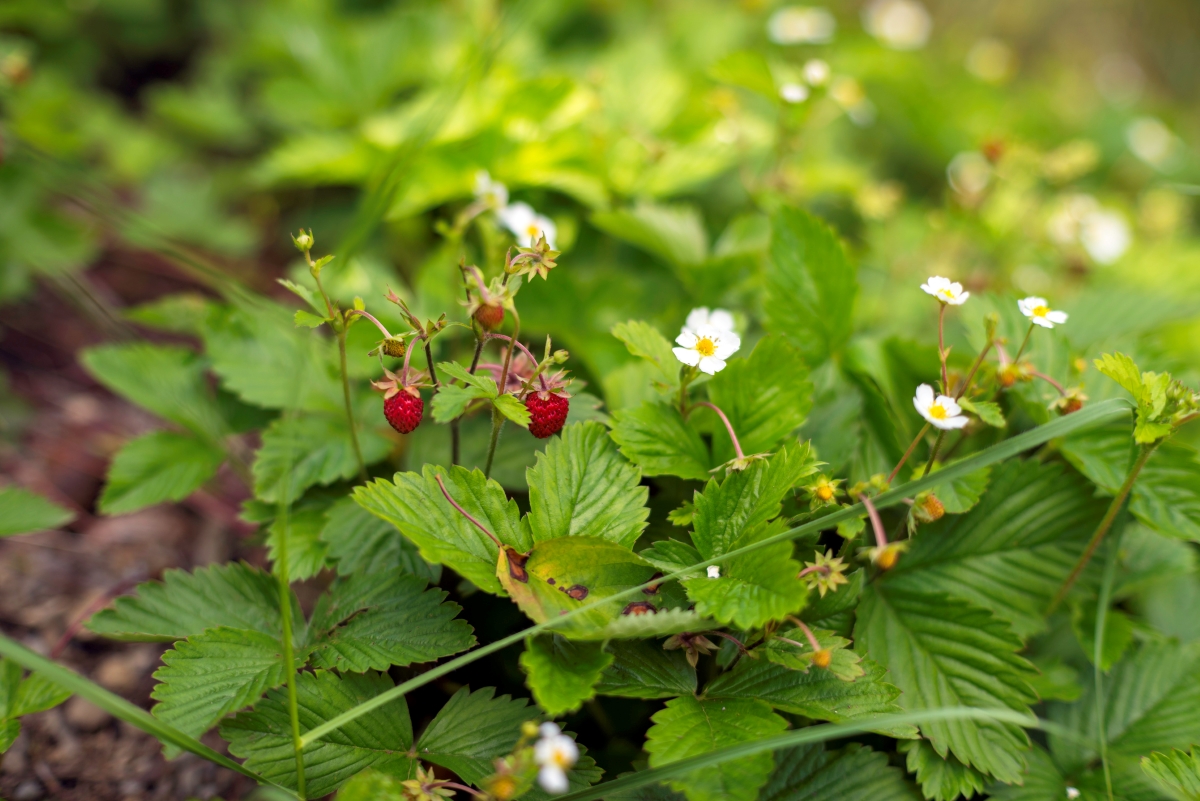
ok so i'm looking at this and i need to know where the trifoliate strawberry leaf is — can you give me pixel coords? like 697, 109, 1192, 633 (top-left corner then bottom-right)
80, 343, 227, 439
898, 739, 987, 801
437, 361, 497, 393
277, 278, 325, 316
253, 412, 391, 504
221, 670, 416, 797
293, 309, 329, 328
1142, 747, 1200, 800
87, 562, 300, 642
764, 206, 857, 365
98, 431, 226, 515
308, 573, 474, 672
413, 686, 536, 784
431, 383, 493, 422
320, 496, 440, 582
958, 397, 1005, 428
493, 393, 532, 427
645, 696, 787, 801
354, 465, 530, 595
705, 656, 915, 738
0, 661, 70, 753
596, 640, 697, 699
683, 520, 807, 629
151, 627, 293, 741
689, 444, 818, 559
705, 336, 814, 465
520, 634, 613, 715
612, 320, 682, 395
1061, 423, 1200, 542
610, 401, 711, 480
1094, 352, 1145, 397
639, 538, 705, 578
854, 584, 1037, 784
881, 460, 1100, 637
526, 422, 649, 548
0, 487, 74, 537
497, 536, 659, 637
760, 743, 920, 801
266, 506, 331, 581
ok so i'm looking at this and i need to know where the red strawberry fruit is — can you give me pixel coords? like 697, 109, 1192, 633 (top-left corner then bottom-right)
383, 389, 424, 434
525, 391, 569, 438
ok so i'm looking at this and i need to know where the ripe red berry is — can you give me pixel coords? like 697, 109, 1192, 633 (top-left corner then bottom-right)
384, 391, 423, 434
525, 392, 569, 439
473, 303, 505, 331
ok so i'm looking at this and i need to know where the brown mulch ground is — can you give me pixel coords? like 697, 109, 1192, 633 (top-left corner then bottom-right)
1, 260, 259, 800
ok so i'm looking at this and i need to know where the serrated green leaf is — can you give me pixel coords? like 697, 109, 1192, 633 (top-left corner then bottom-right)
267, 506, 331, 581
253, 412, 391, 504
11, 673, 71, 718
610, 401, 711, 480
431, 383, 492, 422
336, 768, 409, 800
494, 393, 532, 427
705, 336, 814, 465
81, 343, 226, 438
705, 656, 915, 738
924, 463, 991, 515
1142, 748, 1200, 800
414, 686, 536, 784
308, 573, 475, 673
437, 361, 497, 394
520, 635, 613, 715
527, 422, 648, 549
1095, 352, 1144, 398
98, 431, 226, 515
764, 206, 857, 364
294, 309, 330, 328
354, 465, 529, 595
854, 584, 1037, 783
984, 744, 1075, 801
683, 529, 807, 629
277, 278, 325, 316
0, 718, 18, 752
596, 640, 696, 699
639, 539, 704, 578
899, 739, 987, 801
883, 460, 1100, 637
0, 487, 74, 537
612, 320, 682, 395
497, 537, 659, 638
87, 562, 295, 642
645, 696, 786, 801
757, 628, 863, 682
151, 627, 290, 741
221, 670, 416, 797
761, 743, 920, 801
320, 496, 440, 582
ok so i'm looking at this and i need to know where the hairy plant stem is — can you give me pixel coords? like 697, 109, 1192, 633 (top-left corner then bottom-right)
484, 308, 520, 479
1030, 369, 1066, 396
1049, 442, 1157, 614
888, 423, 932, 484
937, 303, 949, 394
435, 474, 502, 547
273, 425, 306, 800
312, 269, 367, 481
787, 617, 823, 652
860, 495, 888, 550
678, 366, 698, 415
691, 401, 745, 460
1013, 322, 1035, 363
346, 309, 392, 339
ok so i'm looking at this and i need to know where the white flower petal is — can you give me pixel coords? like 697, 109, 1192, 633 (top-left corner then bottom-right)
675, 330, 699, 348
1047, 310, 1069, 324
707, 309, 736, 334
673, 347, 701, 367
697, 356, 727, 375
1031, 316, 1055, 329
937, 414, 970, 430
539, 722, 562, 738
538, 765, 569, 793
915, 384, 935, 407
936, 396, 962, 417
707, 565, 721, 578
712, 336, 741, 360
684, 307, 712, 332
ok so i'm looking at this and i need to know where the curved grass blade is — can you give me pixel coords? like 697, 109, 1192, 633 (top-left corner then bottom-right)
0, 633, 291, 794
300, 398, 1134, 747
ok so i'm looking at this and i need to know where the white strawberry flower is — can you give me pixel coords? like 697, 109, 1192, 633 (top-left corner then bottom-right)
683, 307, 737, 337
920, 276, 970, 305
780, 82, 809, 103
803, 59, 831, 86
474, 170, 509, 210
534, 722, 578, 794
707, 565, 721, 579
913, 384, 969, 430
499, 202, 557, 249
673, 324, 740, 375
1017, 296, 1068, 329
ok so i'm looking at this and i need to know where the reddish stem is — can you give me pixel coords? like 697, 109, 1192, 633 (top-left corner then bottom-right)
860, 495, 888, 550
435, 473, 501, 548
483, 333, 539, 366
797, 565, 830, 579
429, 781, 487, 799
52, 575, 145, 658
702, 630, 748, 653
888, 422, 932, 484
346, 309, 392, 339
692, 401, 745, 460
786, 617, 823, 652
1030, 369, 1066, 396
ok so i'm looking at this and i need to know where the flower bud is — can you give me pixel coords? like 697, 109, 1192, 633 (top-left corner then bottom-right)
521, 720, 540, 739
292, 229, 314, 252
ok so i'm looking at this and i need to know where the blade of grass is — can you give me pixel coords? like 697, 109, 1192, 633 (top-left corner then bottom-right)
1093, 509, 1129, 801
299, 398, 1134, 747
0, 634, 292, 794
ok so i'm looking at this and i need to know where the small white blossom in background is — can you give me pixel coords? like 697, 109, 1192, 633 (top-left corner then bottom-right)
947, 151, 992, 197
534, 722, 578, 794
913, 384, 969, 430
803, 59, 831, 86
862, 0, 931, 50
673, 324, 740, 375
474, 170, 508, 210
920, 276, 970, 306
1080, 209, 1131, 264
1018, 297, 1068, 329
767, 6, 836, 44
707, 565, 721, 579
499, 202, 558, 249
1127, 116, 1176, 168
1065, 788, 1080, 800
780, 82, 809, 103
684, 307, 737, 337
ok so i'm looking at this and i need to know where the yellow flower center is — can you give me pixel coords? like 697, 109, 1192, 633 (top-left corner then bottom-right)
550, 748, 573, 768
928, 403, 948, 420
695, 337, 716, 357
526, 223, 541, 237
816, 485, 834, 501
939, 288, 955, 300
1032, 305, 1050, 317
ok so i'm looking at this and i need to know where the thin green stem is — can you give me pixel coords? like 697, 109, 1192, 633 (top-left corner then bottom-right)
1013, 322, 1035, 363
1049, 442, 1156, 614
273, 416, 306, 800
678, 366, 697, 415
888, 423, 932, 484
1094, 522, 1125, 801
484, 308, 520, 479
955, 340, 994, 400
338, 332, 368, 482
921, 430, 947, 478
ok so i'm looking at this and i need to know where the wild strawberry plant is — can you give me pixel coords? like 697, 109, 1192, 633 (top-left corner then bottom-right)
2, 199, 1200, 801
